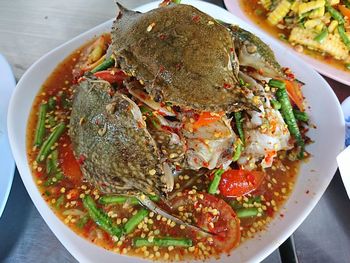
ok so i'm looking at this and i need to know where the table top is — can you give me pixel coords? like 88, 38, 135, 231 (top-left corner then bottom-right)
0, 0, 349, 262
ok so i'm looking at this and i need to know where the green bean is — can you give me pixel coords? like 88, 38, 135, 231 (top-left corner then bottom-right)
55, 195, 65, 208
91, 57, 115, 73
326, 5, 345, 24
133, 237, 192, 248
44, 171, 64, 186
270, 79, 305, 159
293, 109, 309, 122
124, 209, 149, 234
82, 195, 122, 238
46, 149, 59, 174
234, 111, 245, 145
232, 139, 243, 162
338, 25, 350, 50
208, 169, 225, 194
99, 195, 159, 205
36, 123, 66, 162
236, 208, 260, 218
48, 97, 56, 110
34, 103, 48, 147
271, 99, 281, 110
314, 28, 328, 43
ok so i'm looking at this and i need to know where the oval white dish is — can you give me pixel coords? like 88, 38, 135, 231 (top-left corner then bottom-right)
8, 1, 345, 262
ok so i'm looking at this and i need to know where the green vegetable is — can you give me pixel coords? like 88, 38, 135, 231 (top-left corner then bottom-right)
234, 111, 245, 144
82, 195, 122, 238
270, 79, 305, 159
124, 209, 149, 234
236, 208, 260, 218
338, 25, 350, 50
55, 195, 65, 208
208, 169, 225, 194
346, 63, 350, 70
77, 215, 89, 228
48, 97, 56, 110
271, 99, 281, 110
36, 122, 66, 162
326, 4, 345, 24
34, 103, 48, 147
232, 139, 243, 162
44, 171, 64, 186
345, 0, 350, 8
99, 195, 159, 205
133, 237, 192, 248
314, 28, 328, 43
293, 109, 309, 122
91, 57, 115, 73
46, 149, 59, 174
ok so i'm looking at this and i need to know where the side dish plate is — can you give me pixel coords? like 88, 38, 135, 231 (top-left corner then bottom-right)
223, 0, 350, 86
7, 1, 345, 262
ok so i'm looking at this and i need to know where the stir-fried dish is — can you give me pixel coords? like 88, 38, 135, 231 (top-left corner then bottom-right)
241, 0, 350, 71
27, 2, 311, 261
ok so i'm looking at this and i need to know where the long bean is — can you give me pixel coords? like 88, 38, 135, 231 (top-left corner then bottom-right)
326, 4, 345, 24
232, 139, 243, 162
82, 195, 122, 238
234, 111, 245, 144
46, 149, 59, 174
36, 123, 66, 162
293, 109, 309, 122
123, 209, 149, 234
338, 25, 350, 50
236, 208, 260, 218
91, 57, 115, 73
208, 169, 225, 194
48, 97, 56, 110
133, 237, 192, 248
270, 79, 305, 158
99, 195, 159, 205
314, 28, 328, 43
34, 103, 48, 147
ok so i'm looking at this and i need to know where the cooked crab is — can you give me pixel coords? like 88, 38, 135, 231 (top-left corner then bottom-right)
69, 3, 293, 204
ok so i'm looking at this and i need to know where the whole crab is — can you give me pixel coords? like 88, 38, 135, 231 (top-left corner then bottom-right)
70, 3, 286, 202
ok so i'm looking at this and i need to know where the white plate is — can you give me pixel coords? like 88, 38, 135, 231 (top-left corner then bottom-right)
223, 0, 350, 86
0, 54, 16, 217
7, 1, 345, 262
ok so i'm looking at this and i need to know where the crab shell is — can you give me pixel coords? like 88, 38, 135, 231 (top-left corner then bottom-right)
69, 79, 166, 195
111, 3, 255, 113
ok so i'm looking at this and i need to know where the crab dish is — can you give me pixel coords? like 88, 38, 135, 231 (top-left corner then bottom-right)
26, 1, 311, 261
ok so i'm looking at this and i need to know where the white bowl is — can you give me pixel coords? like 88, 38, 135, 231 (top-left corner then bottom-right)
223, 0, 350, 86
7, 1, 345, 262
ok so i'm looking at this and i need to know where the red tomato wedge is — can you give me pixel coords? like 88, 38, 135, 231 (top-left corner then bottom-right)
284, 80, 304, 111
93, 69, 127, 85
219, 169, 266, 197
59, 144, 83, 184
170, 192, 240, 253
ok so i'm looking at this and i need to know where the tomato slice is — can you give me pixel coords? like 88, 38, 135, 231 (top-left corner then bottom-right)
284, 80, 304, 111
170, 192, 240, 253
219, 169, 265, 197
59, 144, 83, 184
